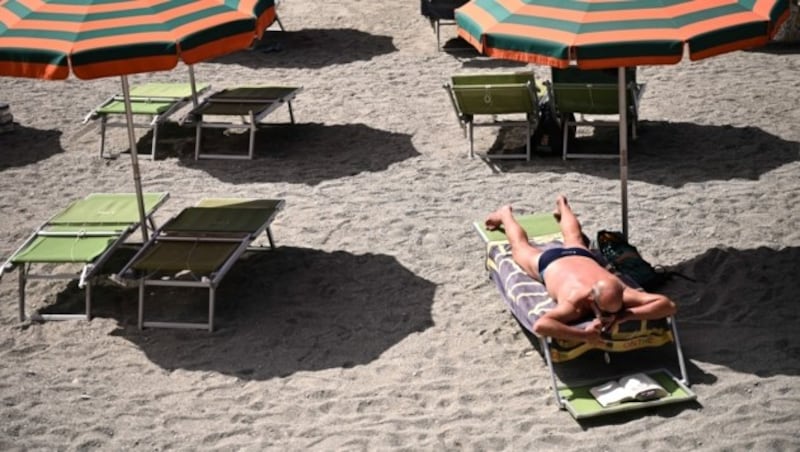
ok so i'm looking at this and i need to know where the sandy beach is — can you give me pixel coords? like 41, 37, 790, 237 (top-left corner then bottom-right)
1, 1, 800, 450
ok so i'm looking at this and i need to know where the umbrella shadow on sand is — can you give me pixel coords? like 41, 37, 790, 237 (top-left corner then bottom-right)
87, 246, 437, 380
487, 121, 799, 187
214, 28, 396, 69
163, 122, 419, 185
0, 124, 64, 169
663, 245, 800, 379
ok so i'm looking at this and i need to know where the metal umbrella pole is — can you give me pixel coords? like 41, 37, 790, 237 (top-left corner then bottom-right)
618, 67, 629, 239
120, 74, 149, 241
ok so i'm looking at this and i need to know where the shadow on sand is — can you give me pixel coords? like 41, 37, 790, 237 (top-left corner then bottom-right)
0, 124, 64, 169
164, 122, 419, 185
486, 121, 800, 188
41, 246, 437, 380
214, 28, 397, 69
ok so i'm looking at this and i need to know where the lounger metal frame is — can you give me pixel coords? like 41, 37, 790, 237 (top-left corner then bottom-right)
547, 67, 645, 160
444, 73, 542, 161
83, 83, 210, 160
116, 199, 284, 331
539, 316, 690, 411
0, 193, 169, 322
189, 87, 302, 160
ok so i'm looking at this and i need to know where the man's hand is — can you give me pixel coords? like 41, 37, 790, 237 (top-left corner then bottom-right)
583, 320, 607, 346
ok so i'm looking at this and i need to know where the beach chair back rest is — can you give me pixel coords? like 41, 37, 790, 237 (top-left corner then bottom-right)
551, 67, 638, 115
450, 72, 539, 116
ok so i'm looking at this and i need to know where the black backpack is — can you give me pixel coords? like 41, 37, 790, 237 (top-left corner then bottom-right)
596, 230, 671, 291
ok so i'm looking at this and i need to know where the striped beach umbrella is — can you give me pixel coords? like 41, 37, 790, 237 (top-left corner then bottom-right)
0, 0, 277, 238
456, 0, 791, 237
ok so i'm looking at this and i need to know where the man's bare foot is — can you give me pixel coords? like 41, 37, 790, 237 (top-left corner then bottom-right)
485, 205, 512, 231
553, 195, 568, 222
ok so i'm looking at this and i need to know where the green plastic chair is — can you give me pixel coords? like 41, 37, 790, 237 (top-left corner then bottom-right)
1, 192, 170, 322
189, 86, 303, 160
548, 67, 645, 160
444, 72, 544, 160
116, 198, 285, 331
84, 82, 210, 160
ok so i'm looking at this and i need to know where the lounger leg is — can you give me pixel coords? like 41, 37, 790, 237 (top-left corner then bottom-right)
266, 227, 276, 249
99, 117, 108, 159
18, 266, 27, 322
248, 110, 256, 160
287, 101, 296, 124
561, 114, 569, 160
541, 337, 566, 409
467, 122, 474, 159
208, 287, 215, 332
435, 20, 441, 51
526, 121, 532, 161
194, 120, 202, 160
274, 14, 285, 31
85, 282, 92, 321
670, 317, 690, 386
138, 279, 145, 330
151, 122, 158, 161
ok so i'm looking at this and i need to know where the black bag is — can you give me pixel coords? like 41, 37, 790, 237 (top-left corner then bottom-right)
596, 230, 668, 290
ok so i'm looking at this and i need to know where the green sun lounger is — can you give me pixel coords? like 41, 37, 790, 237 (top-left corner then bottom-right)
473, 213, 695, 419
1, 192, 170, 322
444, 71, 545, 160
84, 82, 210, 160
548, 67, 645, 160
188, 86, 302, 160
115, 198, 285, 331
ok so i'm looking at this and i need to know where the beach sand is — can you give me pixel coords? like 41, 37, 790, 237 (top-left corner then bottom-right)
1, 1, 799, 450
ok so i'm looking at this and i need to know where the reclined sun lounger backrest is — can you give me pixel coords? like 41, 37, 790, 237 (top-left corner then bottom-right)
189, 86, 302, 160
473, 213, 694, 419
117, 198, 285, 331
84, 82, 210, 160
1, 192, 170, 322
445, 72, 544, 160
549, 66, 644, 160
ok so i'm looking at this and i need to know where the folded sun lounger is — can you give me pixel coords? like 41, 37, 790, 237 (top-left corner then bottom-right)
473, 213, 695, 419
1, 192, 170, 322
115, 198, 285, 331
188, 86, 302, 160
84, 82, 210, 160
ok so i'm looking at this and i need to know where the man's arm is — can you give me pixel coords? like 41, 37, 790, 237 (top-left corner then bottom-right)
532, 302, 604, 345
619, 288, 677, 322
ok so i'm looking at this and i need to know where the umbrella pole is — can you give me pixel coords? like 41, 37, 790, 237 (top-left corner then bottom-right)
188, 65, 199, 107
618, 67, 629, 239
120, 75, 150, 241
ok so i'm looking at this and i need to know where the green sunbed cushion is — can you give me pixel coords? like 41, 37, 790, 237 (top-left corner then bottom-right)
559, 369, 697, 419
131, 241, 240, 274
164, 207, 276, 234
196, 198, 283, 210
97, 100, 174, 115
96, 83, 210, 115
474, 213, 562, 244
52, 193, 167, 225
128, 82, 210, 98
11, 234, 122, 263
211, 86, 300, 100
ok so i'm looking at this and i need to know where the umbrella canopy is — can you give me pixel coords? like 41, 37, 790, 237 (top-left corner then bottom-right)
0, 0, 277, 238
455, 0, 791, 236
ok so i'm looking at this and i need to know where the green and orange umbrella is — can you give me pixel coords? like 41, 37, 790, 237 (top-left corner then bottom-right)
0, 0, 277, 237
456, 0, 790, 237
